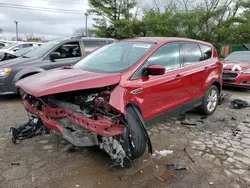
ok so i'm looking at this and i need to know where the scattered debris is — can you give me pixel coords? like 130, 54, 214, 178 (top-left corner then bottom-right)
231, 117, 236, 121
184, 147, 195, 163
11, 162, 20, 166
10, 118, 44, 143
209, 182, 214, 185
167, 164, 186, 170
178, 114, 186, 121
231, 99, 250, 109
242, 121, 249, 124
218, 93, 231, 105
157, 173, 168, 182
231, 128, 241, 137
76, 185, 80, 187
200, 116, 207, 120
152, 150, 173, 158
181, 120, 197, 126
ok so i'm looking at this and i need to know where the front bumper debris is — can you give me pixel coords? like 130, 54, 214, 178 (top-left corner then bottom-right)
22, 100, 125, 137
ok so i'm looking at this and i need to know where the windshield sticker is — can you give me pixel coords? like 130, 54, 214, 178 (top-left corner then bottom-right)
132, 44, 151, 48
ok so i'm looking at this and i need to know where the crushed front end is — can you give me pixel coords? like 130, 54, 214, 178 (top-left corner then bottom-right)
20, 86, 133, 167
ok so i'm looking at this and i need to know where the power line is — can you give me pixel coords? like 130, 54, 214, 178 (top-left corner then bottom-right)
0, 3, 87, 14
41, 0, 88, 5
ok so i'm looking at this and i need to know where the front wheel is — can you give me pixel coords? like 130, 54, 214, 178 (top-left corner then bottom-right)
199, 85, 219, 115
126, 106, 147, 160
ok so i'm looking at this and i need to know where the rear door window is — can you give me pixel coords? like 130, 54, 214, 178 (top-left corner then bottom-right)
183, 43, 202, 66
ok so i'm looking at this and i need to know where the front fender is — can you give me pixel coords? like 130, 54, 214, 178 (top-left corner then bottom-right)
109, 85, 143, 116
13, 67, 45, 83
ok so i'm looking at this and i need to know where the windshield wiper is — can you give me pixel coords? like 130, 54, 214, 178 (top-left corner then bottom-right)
21, 55, 29, 58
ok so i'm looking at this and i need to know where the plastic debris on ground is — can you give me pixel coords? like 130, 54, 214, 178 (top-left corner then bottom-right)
10, 118, 44, 143
166, 164, 186, 170
152, 150, 173, 158
231, 99, 250, 109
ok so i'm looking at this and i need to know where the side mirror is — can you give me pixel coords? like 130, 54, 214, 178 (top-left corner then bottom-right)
146, 64, 165, 76
13, 47, 19, 52
50, 52, 61, 61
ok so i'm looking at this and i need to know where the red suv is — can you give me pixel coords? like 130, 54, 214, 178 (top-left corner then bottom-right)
16, 37, 222, 167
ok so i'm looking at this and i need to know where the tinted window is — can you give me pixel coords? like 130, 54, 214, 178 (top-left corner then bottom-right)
147, 43, 181, 71
183, 43, 202, 66
22, 43, 33, 48
53, 42, 81, 59
200, 44, 212, 60
83, 41, 106, 47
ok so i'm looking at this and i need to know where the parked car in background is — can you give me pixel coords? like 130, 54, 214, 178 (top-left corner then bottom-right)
0, 41, 17, 49
0, 42, 43, 54
0, 37, 115, 94
0, 47, 36, 62
16, 37, 222, 167
222, 51, 250, 88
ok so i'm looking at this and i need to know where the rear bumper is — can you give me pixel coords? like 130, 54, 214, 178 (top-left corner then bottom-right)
22, 100, 125, 137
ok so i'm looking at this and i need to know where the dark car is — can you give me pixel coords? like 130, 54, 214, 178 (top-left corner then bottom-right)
16, 37, 222, 167
222, 51, 250, 88
0, 37, 114, 94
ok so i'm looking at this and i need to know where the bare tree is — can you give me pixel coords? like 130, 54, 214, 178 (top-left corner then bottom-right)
73, 28, 87, 37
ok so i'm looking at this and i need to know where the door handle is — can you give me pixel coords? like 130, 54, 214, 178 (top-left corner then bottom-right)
175, 74, 182, 80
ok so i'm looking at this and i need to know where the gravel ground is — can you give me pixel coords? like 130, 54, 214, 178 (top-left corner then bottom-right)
0, 88, 250, 188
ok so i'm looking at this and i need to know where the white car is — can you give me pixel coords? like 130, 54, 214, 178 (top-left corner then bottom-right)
0, 42, 43, 54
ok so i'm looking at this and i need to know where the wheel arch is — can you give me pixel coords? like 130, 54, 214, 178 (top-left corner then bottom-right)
211, 80, 221, 95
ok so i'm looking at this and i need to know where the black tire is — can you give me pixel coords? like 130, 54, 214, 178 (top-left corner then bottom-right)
199, 85, 219, 115
126, 106, 146, 160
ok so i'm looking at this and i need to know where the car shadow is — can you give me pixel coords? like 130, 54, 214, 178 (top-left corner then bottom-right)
0, 94, 20, 102
222, 86, 250, 92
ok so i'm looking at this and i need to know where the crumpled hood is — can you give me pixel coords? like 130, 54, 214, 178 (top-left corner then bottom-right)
222, 60, 250, 71
16, 67, 122, 97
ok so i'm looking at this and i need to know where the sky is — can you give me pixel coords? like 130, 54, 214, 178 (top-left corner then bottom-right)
0, 0, 93, 40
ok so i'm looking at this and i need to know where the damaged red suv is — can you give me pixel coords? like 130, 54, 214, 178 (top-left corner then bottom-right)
16, 37, 222, 167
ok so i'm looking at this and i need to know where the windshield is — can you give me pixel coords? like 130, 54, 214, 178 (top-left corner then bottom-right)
1, 43, 17, 50
225, 52, 250, 63
25, 41, 60, 58
74, 42, 155, 73
13, 47, 34, 56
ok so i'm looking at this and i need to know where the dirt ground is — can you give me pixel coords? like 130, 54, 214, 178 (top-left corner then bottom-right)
0, 88, 250, 188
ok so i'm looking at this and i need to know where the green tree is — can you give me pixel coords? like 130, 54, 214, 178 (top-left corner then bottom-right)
88, 0, 137, 39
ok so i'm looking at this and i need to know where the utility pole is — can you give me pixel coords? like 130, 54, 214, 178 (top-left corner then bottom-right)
126, 0, 129, 20
14, 20, 18, 42
85, 13, 88, 37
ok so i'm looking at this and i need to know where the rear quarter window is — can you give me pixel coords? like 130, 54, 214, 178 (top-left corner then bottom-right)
200, 44, 212, 60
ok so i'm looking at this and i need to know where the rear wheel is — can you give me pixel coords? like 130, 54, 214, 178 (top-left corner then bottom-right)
126, 106, 146, 160
199, 85, 219, 115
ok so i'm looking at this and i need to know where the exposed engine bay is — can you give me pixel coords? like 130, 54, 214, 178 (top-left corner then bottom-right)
21, 85, 139, 167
